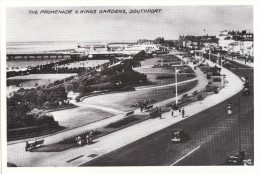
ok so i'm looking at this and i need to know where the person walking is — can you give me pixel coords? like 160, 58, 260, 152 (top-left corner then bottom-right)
89, 131, 93, 144
182, 108, 185, 118
77, 136, 82, 146
155, 107, 161, 119
86, 135, 90, 145
159, 107, 162, 119
140, 104, 144, 112
179, 107, 182, 117
170, 106, 174, 117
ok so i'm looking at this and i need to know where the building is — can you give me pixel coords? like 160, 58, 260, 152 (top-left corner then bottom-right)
123, 44, 168, 55
178, 35, 218, 53
76, 42, 108, 53
218, 30, 254, 53
228, 40, 254, 56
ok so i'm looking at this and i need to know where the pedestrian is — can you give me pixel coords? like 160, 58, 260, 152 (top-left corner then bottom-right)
89, 132, 93, 144
77, 136, 82, 146
170, 105, 174, 117
89, 131, 93, 137
179, 107, 182, 116
86, 135, 90, 145
158, 107, 162, 119
140, 104, 144, 112
182, 108, 185, 118
25, 141, 29, 151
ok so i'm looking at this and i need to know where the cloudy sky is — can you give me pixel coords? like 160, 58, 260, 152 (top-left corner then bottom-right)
6, 6, 253, 42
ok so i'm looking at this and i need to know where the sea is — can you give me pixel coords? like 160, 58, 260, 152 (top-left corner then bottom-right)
6, 41, 78, 69
6, 41, 78, 54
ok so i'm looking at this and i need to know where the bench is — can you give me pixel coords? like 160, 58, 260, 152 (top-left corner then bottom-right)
25, 139, 44, 151
125, 111, 134, 117
149, 108, 161, 118
144, 105, 153, 111
193, 90, 198, 95
182, 94, 188, 98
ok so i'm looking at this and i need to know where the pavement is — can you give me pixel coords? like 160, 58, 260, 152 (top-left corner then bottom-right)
226, 57, 254, 68
212, 54, 254, 68
7, 55, 244, 167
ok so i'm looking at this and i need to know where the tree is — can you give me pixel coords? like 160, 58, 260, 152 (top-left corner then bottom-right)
154, 37, 165, 44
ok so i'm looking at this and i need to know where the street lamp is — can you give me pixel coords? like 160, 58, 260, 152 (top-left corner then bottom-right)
222, 74, 225, 87
208, 46, 211, 65
175, 68, 180, 105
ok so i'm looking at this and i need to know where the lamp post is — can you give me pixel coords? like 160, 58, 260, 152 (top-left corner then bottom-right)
209, 47, 211, 64
222, 74, 224, 87
175, 68, 179, 105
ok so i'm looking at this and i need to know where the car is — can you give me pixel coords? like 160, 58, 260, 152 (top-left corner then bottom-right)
242, 87, 250, 96
225, 151, 248, 165
171, 129, 189, 142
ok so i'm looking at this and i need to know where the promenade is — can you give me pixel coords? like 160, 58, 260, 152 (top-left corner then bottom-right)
7, 55, 244, 167
225, 57, 254, 68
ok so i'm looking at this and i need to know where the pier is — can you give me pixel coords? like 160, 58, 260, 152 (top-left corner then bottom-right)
6, 52, 125, 60
6, 52, 80, 60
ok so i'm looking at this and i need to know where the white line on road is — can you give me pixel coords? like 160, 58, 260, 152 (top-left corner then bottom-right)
170, 145, 201, 166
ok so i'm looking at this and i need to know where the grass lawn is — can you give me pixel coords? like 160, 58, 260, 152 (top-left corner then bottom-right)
56, 60, 109, 68
8, 73, 76, 80
82, 80, 198, 112
51, 107, 115, 128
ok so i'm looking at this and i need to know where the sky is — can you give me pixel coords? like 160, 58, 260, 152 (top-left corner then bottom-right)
6, 6, 253, 42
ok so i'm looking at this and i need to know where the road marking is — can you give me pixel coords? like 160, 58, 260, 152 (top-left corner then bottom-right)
170, 145, 201, 166
66, 155, 84, 163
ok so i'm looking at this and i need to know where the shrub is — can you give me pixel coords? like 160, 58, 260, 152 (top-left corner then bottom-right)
105, 117, 139, 128
198, 94, 203, 100
213, 77, 221, 82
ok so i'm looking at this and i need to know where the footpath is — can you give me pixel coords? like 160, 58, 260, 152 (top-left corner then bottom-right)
225, 57, 254, 68
7, 55, 244, 167
209, 53, 254, 68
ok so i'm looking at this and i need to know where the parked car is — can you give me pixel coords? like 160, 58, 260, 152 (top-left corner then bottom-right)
242, 87, 250, 96
224, 151, 252, 165
171, 129, 189, 142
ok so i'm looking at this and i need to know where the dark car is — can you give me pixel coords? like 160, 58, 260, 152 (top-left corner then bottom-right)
224, 151, 251, 165
171, 129, 189, 142
242, 87, 250, 96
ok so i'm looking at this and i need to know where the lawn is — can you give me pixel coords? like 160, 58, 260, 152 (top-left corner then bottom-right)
82, 80, 198, 112
7, 74, 77, 88
8, 73, 76, 80
56, 60, 109, 68
51, 106, 115, 128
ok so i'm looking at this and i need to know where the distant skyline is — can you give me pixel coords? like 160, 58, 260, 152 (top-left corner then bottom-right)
7, 6, 253, 42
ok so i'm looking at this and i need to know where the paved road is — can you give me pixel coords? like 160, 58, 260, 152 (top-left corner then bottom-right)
83, 59, 253, 166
